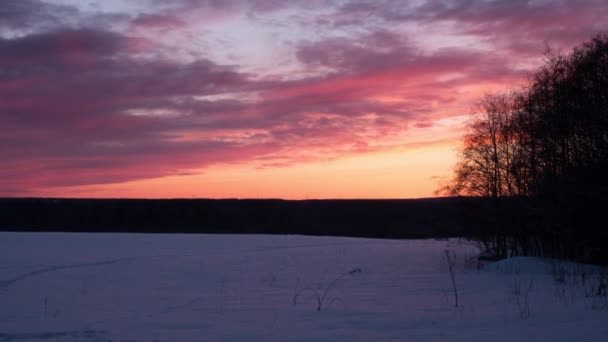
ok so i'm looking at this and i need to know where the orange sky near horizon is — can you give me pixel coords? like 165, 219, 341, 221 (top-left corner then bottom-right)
35, 139, 460, 199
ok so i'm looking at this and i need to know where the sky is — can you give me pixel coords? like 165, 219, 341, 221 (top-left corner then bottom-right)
1, 0, 607, 199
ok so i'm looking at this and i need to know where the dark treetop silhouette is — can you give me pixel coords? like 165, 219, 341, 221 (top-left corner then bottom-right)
440, 33, 608, 263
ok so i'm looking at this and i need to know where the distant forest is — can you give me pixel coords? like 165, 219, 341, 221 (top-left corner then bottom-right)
0, 197, 476, 238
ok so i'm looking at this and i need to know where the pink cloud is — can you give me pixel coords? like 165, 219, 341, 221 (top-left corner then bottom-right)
0, 26, 531, 194
1, 1, 607, 196
130, 14, 185, 30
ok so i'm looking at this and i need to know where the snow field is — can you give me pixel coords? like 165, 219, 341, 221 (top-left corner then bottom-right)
1, 233, 607, 341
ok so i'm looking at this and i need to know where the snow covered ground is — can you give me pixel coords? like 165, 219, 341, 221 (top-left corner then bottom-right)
0, 232, 606, 341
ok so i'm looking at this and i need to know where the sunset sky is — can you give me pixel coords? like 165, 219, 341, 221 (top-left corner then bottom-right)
2, 0, 607, 199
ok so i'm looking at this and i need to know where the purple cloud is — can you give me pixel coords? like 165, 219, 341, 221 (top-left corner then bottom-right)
1, 0, 607, 195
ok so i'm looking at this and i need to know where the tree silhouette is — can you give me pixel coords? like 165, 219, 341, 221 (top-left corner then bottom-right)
446, 33, 608, 199
443, 33, 608, 262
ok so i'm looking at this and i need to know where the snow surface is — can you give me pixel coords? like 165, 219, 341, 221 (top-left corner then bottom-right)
0, 232, 606, 341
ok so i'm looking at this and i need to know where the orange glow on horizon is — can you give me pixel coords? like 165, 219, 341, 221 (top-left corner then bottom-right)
35, 139, 460, 199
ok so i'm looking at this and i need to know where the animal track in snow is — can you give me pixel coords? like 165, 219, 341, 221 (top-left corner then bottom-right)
0, 258, 134, 288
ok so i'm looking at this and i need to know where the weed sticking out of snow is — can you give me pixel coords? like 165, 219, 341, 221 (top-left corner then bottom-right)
292, 267, 362, 311
509, 276, 534, 319
444, 250, 459, 307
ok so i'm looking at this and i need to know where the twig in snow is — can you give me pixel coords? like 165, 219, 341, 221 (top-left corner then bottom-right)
445, 250, 458, 307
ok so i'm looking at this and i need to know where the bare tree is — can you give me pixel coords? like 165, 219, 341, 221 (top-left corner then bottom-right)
440, 32, 608, 262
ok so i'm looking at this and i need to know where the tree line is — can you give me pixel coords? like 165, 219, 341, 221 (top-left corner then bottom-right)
443, 33, 608, 263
